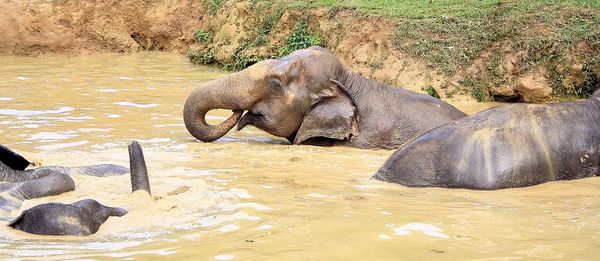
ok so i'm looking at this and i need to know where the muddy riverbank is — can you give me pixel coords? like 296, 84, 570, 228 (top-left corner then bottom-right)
1, 0, 598, 103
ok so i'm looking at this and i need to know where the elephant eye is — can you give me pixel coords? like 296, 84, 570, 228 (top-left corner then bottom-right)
268, 78, 282, 89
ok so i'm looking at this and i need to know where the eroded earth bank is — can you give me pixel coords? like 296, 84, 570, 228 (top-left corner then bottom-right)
1, 0, 598, 102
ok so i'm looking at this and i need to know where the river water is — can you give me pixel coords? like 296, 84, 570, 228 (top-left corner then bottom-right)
0, 53, 598, 260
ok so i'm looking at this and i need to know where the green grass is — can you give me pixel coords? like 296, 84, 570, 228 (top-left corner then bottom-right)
193, 29, 211, 44
252, 6, 285, 47
222, 42, 263, 71
299, 0, 600, 18
278, 22, 322, 56
458, 77, 491, 102
195, 0, 599, 98
422, 86, 440, 99
205, 0, 224, 15
187, 48, 216, 65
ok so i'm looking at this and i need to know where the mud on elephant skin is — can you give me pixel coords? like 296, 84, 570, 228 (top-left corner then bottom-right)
374, 90, 600, 189
184, 46, 466, 149
2, 141, 151, 236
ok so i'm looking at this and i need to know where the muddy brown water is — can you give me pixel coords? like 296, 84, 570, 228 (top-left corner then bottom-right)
0, 53, 599, 260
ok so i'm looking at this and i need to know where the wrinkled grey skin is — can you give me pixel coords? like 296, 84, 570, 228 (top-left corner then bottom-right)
2, 141, 151, 236
374, 90, 600, 189
184, 46, 466, 149
9, 199, 127, 236
1, 145, 128, 217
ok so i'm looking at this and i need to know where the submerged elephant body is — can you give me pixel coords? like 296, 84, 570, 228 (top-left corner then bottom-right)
184, 47, 466, 149
374, 92, 600, 189
1, 145, 129, 214
2, 141, 151, 236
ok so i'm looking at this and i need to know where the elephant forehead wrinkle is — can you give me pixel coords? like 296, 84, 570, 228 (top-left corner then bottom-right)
246, 63, 270, 80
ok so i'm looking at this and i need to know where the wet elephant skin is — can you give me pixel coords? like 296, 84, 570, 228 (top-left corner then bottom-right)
374, 91, 600, 189
183, 46, 466, 149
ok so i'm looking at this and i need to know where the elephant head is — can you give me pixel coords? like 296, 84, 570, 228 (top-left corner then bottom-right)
184, 46, 357, 144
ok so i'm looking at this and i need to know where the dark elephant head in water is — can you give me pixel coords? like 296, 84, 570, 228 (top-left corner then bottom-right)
9, 199, 128, 236
2, 141, 151, 236
184, 46, 466, 149
374, 90, 600, 190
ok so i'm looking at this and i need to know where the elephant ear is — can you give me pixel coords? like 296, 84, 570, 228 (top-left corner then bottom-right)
294, 80, 358, 145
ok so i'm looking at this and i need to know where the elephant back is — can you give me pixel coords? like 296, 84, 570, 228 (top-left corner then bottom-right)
592, 89, 600, 99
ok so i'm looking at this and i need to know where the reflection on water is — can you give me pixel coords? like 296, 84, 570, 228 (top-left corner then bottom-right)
1, 53, 599, 259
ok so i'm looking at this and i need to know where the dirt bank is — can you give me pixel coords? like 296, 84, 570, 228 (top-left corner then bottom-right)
0, 0, 204, 55
1, 0, 598, 102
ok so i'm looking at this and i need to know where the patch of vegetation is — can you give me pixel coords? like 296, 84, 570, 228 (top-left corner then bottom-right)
369, 50, 388, 71
205, 0, 224, 15
252, 7, 285, 47
392, 3, 519, 76
551, 62, 600, 98
192, 0, 598, 102
303, 0, 600, 18
278, 22, 322, 56
422, 86, 440, 99
193, 29, 211, 44
579, 63, 600, 97
459, 77, 490, 102
222, 42, 263, 71
486, 53, 502, 76
187, 48, 216, 65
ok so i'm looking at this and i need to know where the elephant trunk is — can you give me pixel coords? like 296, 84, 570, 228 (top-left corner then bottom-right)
183, 71, 261, 142
128, 141, 151, 195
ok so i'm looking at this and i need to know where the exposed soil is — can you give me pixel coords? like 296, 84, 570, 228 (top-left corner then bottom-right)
1, 0, 598, 102
0, 0, 204, 55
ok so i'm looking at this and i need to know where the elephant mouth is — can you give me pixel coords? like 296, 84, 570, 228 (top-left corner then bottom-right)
236, 111, 263, 131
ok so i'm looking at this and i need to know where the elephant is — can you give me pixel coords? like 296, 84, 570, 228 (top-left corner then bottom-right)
184, 46, 466, 149
3, 141, 151, 236
0, 144, 129, 182
8, 199, 128, 236
1, 144, 128, 216
373, 89, 600, 190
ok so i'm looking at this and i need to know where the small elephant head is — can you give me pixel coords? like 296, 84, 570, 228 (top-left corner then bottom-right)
9, 199, 127, 236
184, 46, 357, 144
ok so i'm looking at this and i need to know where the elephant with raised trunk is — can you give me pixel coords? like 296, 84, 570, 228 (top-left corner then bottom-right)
1, 144, 129, 212
2, 141, 152, 236
374, 89, 600, 190
184, 47, 466, 149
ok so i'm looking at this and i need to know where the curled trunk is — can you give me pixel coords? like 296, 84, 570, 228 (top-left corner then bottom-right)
183, 71, 260, 142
